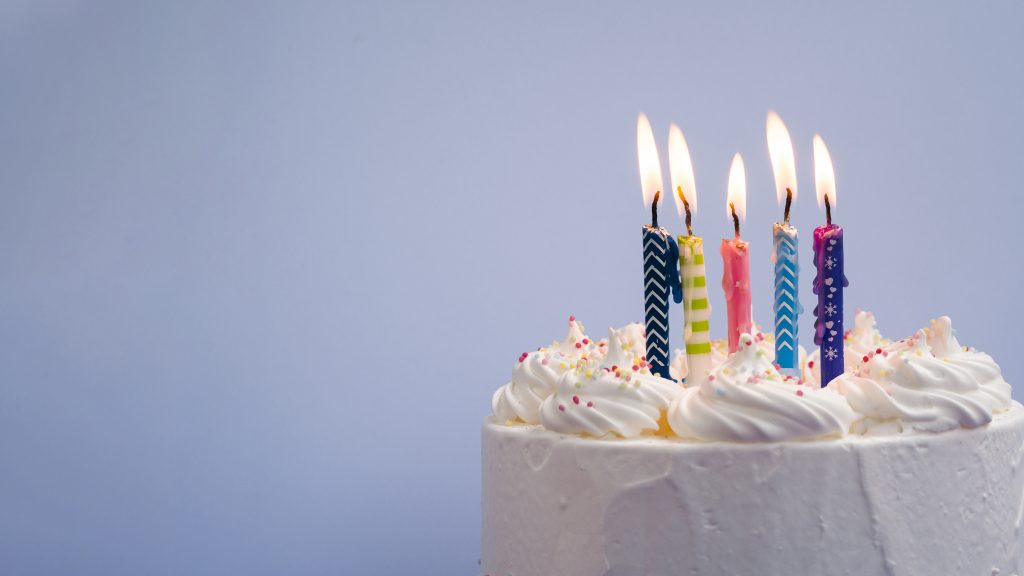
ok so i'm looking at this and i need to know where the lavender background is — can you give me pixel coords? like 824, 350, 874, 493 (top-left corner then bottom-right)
1, 1, 1021, 574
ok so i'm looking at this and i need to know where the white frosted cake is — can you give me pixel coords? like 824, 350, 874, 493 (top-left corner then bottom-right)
482, 314, 1023, 575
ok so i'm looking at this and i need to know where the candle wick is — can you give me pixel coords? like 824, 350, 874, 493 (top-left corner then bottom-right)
651, 190, 660, 229
824, 194, 832, 226
730, 202, 740, 238
678, 186, 693, 236
783, 188, 792, 224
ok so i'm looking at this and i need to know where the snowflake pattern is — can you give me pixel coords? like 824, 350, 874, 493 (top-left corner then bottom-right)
825, 302, 837, 317
824, 347, 838, 361
825, 256, 836, 270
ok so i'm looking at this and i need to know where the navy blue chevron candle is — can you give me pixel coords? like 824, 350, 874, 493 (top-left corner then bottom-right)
637, 114, 682, 379
642, 196, 682, 379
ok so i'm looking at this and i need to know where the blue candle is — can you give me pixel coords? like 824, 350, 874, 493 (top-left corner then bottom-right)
773, 218, 801, 369
643, 206, 682, 379
811, 135, 848, 387
637, 114, 682, 379
767, 112, 802, 370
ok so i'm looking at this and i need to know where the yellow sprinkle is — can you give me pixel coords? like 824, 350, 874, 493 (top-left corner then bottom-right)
584, 370, 592, 378
560, 363, 567, 369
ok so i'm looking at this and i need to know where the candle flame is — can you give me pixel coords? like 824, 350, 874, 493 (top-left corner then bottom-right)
668, 123, 697, 216
766, 111, 797, 205
636, 113, 663, 209
813, 134, 836, 210
727, 153, 747, 222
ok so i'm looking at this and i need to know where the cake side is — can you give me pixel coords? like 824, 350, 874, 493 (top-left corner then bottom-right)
481, 407, 1024, 576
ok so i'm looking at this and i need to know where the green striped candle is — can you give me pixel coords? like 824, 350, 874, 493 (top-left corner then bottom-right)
678, 234, 712, 384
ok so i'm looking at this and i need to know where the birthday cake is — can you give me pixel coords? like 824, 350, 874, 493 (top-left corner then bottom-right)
482, 114, 1023, 575
482, 315, 1023, 576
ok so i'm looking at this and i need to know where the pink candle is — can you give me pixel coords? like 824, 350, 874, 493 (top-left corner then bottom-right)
721, 238, 751, 352
721, 154, 751, 352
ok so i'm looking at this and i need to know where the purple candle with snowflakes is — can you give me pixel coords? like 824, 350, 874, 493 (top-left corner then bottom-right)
811, 135, 848, 387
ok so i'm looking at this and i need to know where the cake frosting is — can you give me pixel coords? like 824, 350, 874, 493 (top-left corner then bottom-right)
801, 309, 886, 387
667, 332, 855, 442
669, 324, 776, 382
833, 315, 1012, 434
491, 316, 605, 424
539, 326, 682, 438
492, 312, 1013, 440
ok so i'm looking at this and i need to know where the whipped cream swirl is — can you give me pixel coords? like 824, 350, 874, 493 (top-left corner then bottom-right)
802, 310, 886, 387
668, 333, 855, 442
539, 325, 682, 437
670, 323, 776, 383
833, 316, 1012, 434
491, 316, 605, 424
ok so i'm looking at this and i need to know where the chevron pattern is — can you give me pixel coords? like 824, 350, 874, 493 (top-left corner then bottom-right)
772, 224, 801, 369
643, 226, 679, 379
678, 235, 712, 382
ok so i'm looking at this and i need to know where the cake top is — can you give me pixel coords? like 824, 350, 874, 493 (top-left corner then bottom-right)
490, 312, 1013, 442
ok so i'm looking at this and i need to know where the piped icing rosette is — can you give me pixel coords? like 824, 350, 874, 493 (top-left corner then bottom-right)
670, 324, 776, 383
491, 316, 606, 424
539, 326, 682, 438
832, 316, 1012, 434
802, 310, 887, 387
668, 332, 855, 442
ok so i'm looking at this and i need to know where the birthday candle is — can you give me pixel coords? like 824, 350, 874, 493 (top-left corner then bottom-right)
766, 112, 802, 370
638, 114, 682, 379
811, 135, 849, 386
668, 124, 712, 384
721, 154, 752, 353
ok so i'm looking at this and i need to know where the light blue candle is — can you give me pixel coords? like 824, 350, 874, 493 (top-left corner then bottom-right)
766, 112, 802, 371
772, 216, 801, 369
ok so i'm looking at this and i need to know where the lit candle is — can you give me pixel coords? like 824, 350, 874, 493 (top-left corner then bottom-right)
811, 135, 848, 387
669, 124, 712, 384
637, 114, 682, 379
720, 153, 751, 353
766, 112, 803, 371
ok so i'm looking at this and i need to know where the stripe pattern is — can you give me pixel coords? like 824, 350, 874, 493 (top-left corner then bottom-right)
643, 226, 680, 379
772, 223, 801, 369
678, 235, 712, 382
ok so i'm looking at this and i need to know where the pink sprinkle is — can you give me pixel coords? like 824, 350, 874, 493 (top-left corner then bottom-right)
582, 338, 589, 345
572, 395, 580, 405
796, 390, 804, 397
745, 340, 752, 346
541, 358, 549, 366
862, 355, 869, 363
586, 401, 594, 408
558, 404, 566, 411
883, 351, 889, 357
640, 355, 647, 362
575, 342, 582, 349
707, 375, 715, 381
518, 357, 525, 363
808, 361, 814, 368
876, 348, 883, 354
632, 365, 639, 371
611, 365, 618, 371
569, 315, 576, 322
